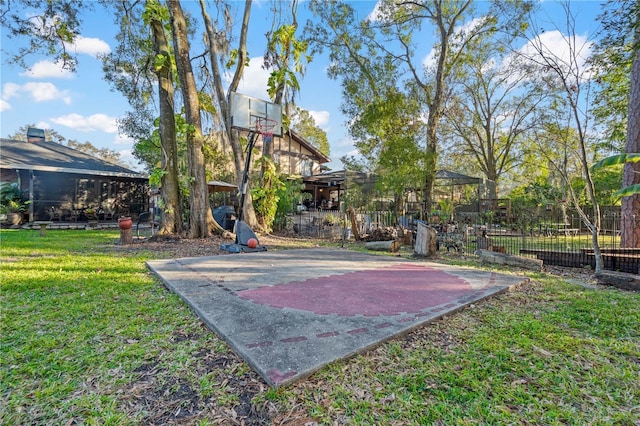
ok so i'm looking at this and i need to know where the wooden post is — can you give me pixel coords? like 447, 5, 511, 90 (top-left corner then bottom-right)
120, 228, 133, 245
348, 206, 361, 241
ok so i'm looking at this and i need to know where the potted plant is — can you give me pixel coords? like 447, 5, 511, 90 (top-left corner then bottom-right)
0, 182, 28, 226
82, 207, 99, 228
85, 207, 97, 220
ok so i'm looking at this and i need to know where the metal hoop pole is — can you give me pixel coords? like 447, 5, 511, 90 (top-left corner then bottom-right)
237, 130, 258, 227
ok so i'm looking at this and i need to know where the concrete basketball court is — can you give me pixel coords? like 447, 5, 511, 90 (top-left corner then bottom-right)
146, 248, 527, 387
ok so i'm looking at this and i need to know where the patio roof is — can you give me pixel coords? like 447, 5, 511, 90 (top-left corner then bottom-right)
434, 169, 482, 186
207, 180, 238, 192
303, 169, 483, 186
0, 139, 147, 180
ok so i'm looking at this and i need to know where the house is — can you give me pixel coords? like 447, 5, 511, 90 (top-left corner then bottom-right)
0, 138, 149, 223
227, 91, 331, 178
211, 129, 332, 208
266, 130, 330, 177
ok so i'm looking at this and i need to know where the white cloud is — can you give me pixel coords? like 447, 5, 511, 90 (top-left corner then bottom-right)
516, 30, 593, 79
2, 82, 71, 104
422, 47, 437, 69
422, 16, 489, 70
51, 113, 118, 133
22, 82, 72, 104
67, 36, 111, 57
0, 99, 10, 112
367, 1, 385, 22
35, 121, 50, 129
20, 60, 74, 79
234, 57, 272, 101
2, 82, 21, 100
309, 110, 330, 129
113, 133, 135, 146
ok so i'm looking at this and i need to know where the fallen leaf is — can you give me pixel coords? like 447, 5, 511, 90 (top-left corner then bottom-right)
532, 345, 552, 358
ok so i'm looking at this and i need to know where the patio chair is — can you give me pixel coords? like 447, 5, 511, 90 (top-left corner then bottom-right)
136, 212, 156, 238
48, 207, 61, 221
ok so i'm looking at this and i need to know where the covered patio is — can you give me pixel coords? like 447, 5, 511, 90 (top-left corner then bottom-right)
1, 138, 149, 224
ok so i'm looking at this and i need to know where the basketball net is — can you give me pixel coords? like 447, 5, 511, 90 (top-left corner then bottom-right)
256, 117, 277, 145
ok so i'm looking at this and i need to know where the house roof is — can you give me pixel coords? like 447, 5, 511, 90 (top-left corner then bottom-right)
434, 169, 482, 185
0, 139, 147, 179
285, 130, 331, 164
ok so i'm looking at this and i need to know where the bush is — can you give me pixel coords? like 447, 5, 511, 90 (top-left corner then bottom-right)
0, 182, 27, 214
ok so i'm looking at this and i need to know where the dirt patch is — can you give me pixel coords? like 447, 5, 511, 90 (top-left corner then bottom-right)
108, 233, 312, 259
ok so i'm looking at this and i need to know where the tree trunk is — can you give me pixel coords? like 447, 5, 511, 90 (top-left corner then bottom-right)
596, 270, 640, 291
414, 222, 437, 257
199, 0, 258, 229
167, 0, 216, 238
364, 240, 401, 252
621, 27, 640, 248
423, 1, 458, 220
475, 249, 543, 271
150, 16, 182, 236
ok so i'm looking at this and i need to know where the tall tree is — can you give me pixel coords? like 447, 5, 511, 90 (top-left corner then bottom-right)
306, 0, 426, 209
445, 33, 544, 200
264, 0, 309, 108
591, 0, 636, 151
256, 0, 311, 229
199, 0, 260, 229
592, 0, 640, 248
403, 0, 473, 216
622, 21, 640, 248
167, 0, 216, 238
306, 0, 531, 217
103, 0, 183, 234
146, 0, 183, 235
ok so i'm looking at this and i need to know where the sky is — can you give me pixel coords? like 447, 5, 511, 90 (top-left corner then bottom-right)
0, 1, 605, 172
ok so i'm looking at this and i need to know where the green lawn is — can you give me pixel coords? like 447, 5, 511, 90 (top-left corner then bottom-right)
1, 229, 639, 425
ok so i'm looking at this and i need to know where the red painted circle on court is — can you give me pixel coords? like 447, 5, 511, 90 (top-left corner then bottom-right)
238, 263, 472, 316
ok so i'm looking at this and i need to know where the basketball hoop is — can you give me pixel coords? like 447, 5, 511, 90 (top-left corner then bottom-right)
255, 117, 278, 143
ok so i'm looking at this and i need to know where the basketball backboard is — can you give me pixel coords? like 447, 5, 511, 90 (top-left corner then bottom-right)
229, 91, 283, 137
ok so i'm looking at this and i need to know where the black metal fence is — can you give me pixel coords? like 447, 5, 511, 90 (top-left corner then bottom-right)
285, 208, 639, 273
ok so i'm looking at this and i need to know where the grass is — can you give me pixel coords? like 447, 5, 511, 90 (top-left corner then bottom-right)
467, 233, 615, 253
1, 230, 234, 424
1, 229, 639, 425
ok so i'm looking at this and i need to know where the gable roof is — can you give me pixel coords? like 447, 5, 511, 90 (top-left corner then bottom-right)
285, 130, 331, 164
0, 139, 146, 179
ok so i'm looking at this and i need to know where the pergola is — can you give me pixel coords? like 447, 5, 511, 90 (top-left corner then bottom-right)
302, 169, 489, 211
